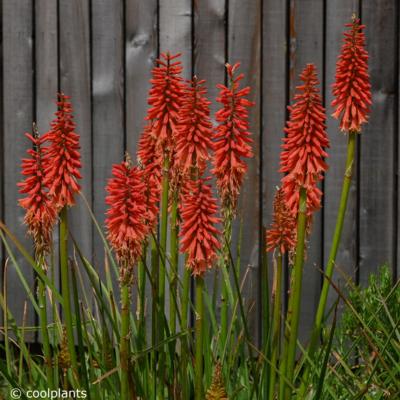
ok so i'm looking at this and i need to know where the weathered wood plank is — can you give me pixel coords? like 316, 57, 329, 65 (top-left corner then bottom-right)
289, 0, 325, 342
159, 0, 192, 79
92, 0, 124, 275
228, 0, 262, 341
2, 0, 35, 339
125, 0, 158, 155
359, 0, 397, 285
159, 0, 192, 324
59, 0, 92, 273
262, 0, 288, 332
193, 0, 225, 115
324, 0, 359, 312
193, 0, 226, 316
35, 0, 59, 334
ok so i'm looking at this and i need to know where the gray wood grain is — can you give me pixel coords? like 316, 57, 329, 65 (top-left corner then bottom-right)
289, 0, 325, 342
59, 0, 93, 285
324, 0, 359, 313
228, 0, 262, 342
125, 0, 158, 155
359, 0, 397, 285
159, 0, 192, 326
262, 0, 288, 333
159, 0, 192, 79
193, 0, 226, 319
92, 0, 124, 278
35, 0, 59, 334
2, 0, 35, 340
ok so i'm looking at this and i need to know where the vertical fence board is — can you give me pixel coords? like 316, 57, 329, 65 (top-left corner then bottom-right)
59, 0, 92, 277
193, 0, 225, 116
92, 0, 124, 275
290, 0, 325, 341
159, 0, 192, 79
262, 0, 288, 326
35, 0, 59, 330
125, 0, 158, 155
228, 0, 262, 340
2, 0, 35, 339
324, 0, 359, 313
359, 0, 397, 285
193, 0, 225, 316
159, 0, 192, 321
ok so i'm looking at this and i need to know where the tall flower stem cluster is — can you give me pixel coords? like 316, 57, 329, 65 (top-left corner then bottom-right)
266, 187, 296, 400
105, 158, 148, 400
213, 63, 254, 347
299, 16, 371, 396
276, 64, 329, 400
44, 93, 82, 377
146, 53, 183, 362
18, 124, 57, 389
179, 177, 221, 399
174, 75, 215, 398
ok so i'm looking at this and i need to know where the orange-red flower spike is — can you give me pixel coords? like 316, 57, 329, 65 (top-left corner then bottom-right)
213, 63, 254, 211
146, 52, 184, 154
331, 16, 371, 132
105, 160, 148, 268
44, 93, 82, 208
175, 77, 214, 175
266, 187, 297, 254
280, 64, 329, 217
18, 127, 57, 255
180, 176, 221, 276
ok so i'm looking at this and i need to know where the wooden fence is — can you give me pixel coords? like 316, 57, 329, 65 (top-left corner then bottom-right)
0, 0, 398, 343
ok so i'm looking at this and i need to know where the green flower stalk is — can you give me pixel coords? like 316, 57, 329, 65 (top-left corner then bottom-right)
277, 64, 329, 398
43, 93, 83, 376
299, 16, 371, 395
105, 159, 149, 400
212, 63, 254, 349
266, 187, 297, 399
180, 176, 221, 399
18, 125, 59, 387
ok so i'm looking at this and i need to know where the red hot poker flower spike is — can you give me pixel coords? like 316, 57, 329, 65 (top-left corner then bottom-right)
180, 177, 221, 276
146, 52, 184, 154
331, 16, 371, 132
280, 64, 329, 216
105, 160, 148, 270
266, 187, 297, 254
44, 93, 82, 208
213, 63, 254, 211
18, 128, 57, 255
175, 77, 214, 175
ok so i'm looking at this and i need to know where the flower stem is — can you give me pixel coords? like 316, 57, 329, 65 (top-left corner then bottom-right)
159, 157, 170, 334
261, 228, 270, 398
180, 264, 191, 399
150, 235, 158, 396
194, 275, 205, 400
299, 131, 356, 396
283, 188, 307, 399
268, 251, 282, 400
137, 244, 146, 346
37, 253, 54, 389
59, 207, 78, 374
169, 197, 179, 334
158, 157, 169, 394
120, 279, 131, 400
220, 212, 232, 349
